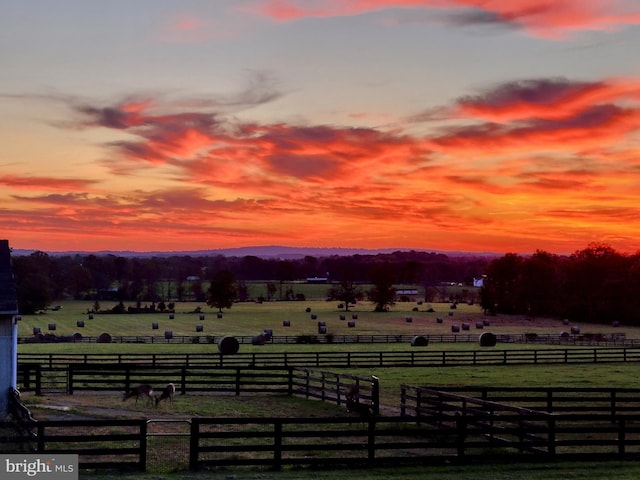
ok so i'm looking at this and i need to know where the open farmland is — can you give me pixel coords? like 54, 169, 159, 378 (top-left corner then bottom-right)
14, 298, 640, 480
16, 298, 635, 346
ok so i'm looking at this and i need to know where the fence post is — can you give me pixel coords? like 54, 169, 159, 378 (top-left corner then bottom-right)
618, 417, 626, 456
371, 376, 380, 416
273, 421, 283, 471
35, 364, 42, 396
305, 370, 310, 399
181, 367, 187, 395
611, 391, 617, 420
400, 386, 406, 416
547, 416, 556, 456
235, 369, 241, 396
68, 365, 74, 395
124, 365, 131, 394
367, 418, 376, 466
139, 419, 148, 472
287, 367, 293, 396
189, 419, 200, 471
456, 411, 466, 457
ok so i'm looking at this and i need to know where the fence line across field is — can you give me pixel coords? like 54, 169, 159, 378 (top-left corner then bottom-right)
17, 332, 634, 346
18, 345, 640, 370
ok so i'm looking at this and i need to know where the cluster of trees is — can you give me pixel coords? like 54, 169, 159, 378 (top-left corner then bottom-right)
10, 250, 489, 314
480, 244, 640, 325
12, 243, 640, 323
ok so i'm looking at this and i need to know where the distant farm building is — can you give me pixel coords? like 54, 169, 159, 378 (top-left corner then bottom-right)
396, 289, 419, 296
306, 277, 328, 284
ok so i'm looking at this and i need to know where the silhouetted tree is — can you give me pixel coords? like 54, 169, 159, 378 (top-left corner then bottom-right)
327, 280, 363, 311
368, 264, 396, 312
207, 269, 237, 313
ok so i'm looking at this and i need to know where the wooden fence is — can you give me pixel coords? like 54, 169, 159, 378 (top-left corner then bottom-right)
399, 386, 640, 458
18, 346, 640, 373
8, 384, 640, 471
18, 332, 634, 346
0, 417, 147, 471
401, 386, 640, 417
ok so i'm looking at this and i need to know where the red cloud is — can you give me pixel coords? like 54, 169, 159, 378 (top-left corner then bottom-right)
249, 0, 640, 38
452, 78, 640, 122
0, 175, 98, 191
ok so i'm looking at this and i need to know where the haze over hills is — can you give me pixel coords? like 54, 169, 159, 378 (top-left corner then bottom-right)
11, 245, 500, 259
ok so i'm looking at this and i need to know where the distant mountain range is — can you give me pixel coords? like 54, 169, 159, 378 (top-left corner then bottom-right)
11, 245, 500, 259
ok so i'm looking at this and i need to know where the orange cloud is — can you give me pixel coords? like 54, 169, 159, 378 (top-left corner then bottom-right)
0, 175, 98, 191
8, 73, 640, 254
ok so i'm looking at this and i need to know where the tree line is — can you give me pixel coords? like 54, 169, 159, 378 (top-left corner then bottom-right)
10, 249, 489, 314
479, 243, 640, 325
13, 243, 637, 325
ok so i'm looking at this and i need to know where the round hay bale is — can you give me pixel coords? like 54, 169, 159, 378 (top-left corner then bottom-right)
73, 332, 83, 341
451, 324, 460, 333
411, 335, 429, 347
318, 326, 327, 334
283, 320, 291, 327
199, 314, 205, 321
317, 321, 326, 327
462, 323, 470, 331
218, 335, 240, 355
571, 325, 580, 334
88, 313, 94, 320
340, 315, 346, 320
196, 325, 204, 332
311, 314, 318, 320
412, 307, 419, 312
436, 317, 443, 324
152, 322, 159, 330
164, 330, 173, 339
612, 320, 620, 327
448, 311, 454, 316
252, 334, 266, 345
560, 331, 570, 339
305, 307, 311, 313
476, 322, 484, 329
479, 332, 497, 347
169, 313, 174, 320
562, 318, 570, 325
217, 312, 223, 319
48, 323, 56, 331
405, 317, 413, 323
76, 320, 85, 328
352, 314, 358, 320
33, 327, 41, 335
483, 319, 491, 326
347, 321, 356, 328
97, 332, 112, 343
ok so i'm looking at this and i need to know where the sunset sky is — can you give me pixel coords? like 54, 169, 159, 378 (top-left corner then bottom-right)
2, 0, 640, 255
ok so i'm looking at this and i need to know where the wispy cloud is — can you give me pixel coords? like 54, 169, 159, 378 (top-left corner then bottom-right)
246, 0, 640, 38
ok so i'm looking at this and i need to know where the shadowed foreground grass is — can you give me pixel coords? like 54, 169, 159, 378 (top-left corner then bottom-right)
82, 461, 640, 480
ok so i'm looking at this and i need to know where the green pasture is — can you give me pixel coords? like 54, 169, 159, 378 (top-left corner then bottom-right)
19, 299, 640, 480
17, 299, 635, 349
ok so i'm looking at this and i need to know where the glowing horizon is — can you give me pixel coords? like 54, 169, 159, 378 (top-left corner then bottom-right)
2, 0, 640, 255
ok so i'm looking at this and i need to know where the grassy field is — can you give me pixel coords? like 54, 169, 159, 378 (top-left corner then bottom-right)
17, 299, 640, 480
17, 299, 634, 346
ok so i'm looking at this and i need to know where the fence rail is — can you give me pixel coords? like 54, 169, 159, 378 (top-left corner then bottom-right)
18, 332, 636, 346
400, 386, 640, 418
18, 346, 640, 371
